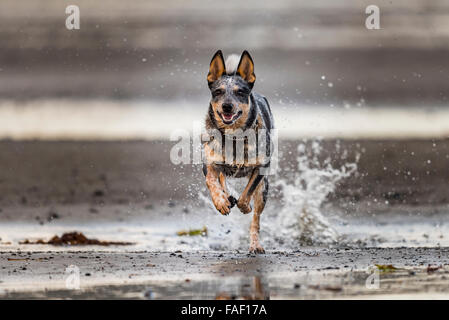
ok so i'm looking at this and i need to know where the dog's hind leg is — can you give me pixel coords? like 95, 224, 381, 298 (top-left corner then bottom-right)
249, 177, 268, 254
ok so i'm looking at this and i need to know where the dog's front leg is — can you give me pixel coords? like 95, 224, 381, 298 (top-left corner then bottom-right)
203, 164, 231, 215
219, 172, 237, 208
237, 168, 263, 214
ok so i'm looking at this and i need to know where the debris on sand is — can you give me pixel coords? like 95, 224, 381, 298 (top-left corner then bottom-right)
176, 227, 208, 237
215, 293, 235, 300
308, 285, 343, 292
427, 265, 441, 274
375, 264, 398, 273
19, 232, 133, 246
0, 238, 12, 245
7, 257, 46, 261
20, 239, 47, 245
47, 210, 59, 222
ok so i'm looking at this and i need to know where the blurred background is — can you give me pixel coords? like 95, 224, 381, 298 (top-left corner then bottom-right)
1, 0, 449, 139
1, 0, 449, 105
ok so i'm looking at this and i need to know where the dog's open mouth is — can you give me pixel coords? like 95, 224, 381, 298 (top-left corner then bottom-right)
219, 110, 243, 124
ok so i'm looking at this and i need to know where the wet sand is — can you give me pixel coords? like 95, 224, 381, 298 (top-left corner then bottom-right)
2, 249, 449, 299
0, 139, 447, 209
0, 139, 449, 299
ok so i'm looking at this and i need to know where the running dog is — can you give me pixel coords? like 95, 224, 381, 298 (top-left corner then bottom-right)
203, 50, 274, 254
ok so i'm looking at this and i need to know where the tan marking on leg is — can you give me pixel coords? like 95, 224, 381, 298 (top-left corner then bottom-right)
205, 165, 230, 215
237, 168, 260, 214
249, 179, 265, 254
219, 172, 228, 194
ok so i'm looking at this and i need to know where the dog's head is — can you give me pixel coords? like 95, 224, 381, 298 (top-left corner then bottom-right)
207, 50, 256, 128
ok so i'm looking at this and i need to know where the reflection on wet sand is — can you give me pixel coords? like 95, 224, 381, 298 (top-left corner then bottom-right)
215, 276, 270, 300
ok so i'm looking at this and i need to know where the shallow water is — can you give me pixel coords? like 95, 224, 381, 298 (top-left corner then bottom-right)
3, 248, 449, 299
2, 205, 449, 253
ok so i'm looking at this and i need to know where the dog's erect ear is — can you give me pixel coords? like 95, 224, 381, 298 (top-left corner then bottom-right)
237, 50, 256, 86
207, 50, 226, 84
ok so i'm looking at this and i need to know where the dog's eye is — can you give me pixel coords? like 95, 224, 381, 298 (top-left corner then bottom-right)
213, 89, 224, 96
236, 89, 247, 96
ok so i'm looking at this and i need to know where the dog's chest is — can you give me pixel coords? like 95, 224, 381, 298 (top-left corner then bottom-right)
203, 131, 268, 169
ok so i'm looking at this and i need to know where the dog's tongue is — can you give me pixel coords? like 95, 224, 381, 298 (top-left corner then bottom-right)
223, 113, 234, 121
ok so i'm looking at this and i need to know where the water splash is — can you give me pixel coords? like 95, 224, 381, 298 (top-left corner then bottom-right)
197, 139, 359, 250
271, 140, 359, 246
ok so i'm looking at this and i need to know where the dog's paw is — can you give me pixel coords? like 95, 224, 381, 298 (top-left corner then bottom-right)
237, 198, 252, 214
213, 194, 231, 215
249, 244, 265, 254
228, 195, 237, 208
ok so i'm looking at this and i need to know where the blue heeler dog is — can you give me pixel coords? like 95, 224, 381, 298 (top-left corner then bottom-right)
202, 50, 274, 253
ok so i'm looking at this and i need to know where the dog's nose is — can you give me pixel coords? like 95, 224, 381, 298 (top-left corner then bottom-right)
222, 103, 233, 113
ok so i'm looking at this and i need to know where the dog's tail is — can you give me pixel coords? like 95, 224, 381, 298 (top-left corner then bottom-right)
225, 54, 240, 75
